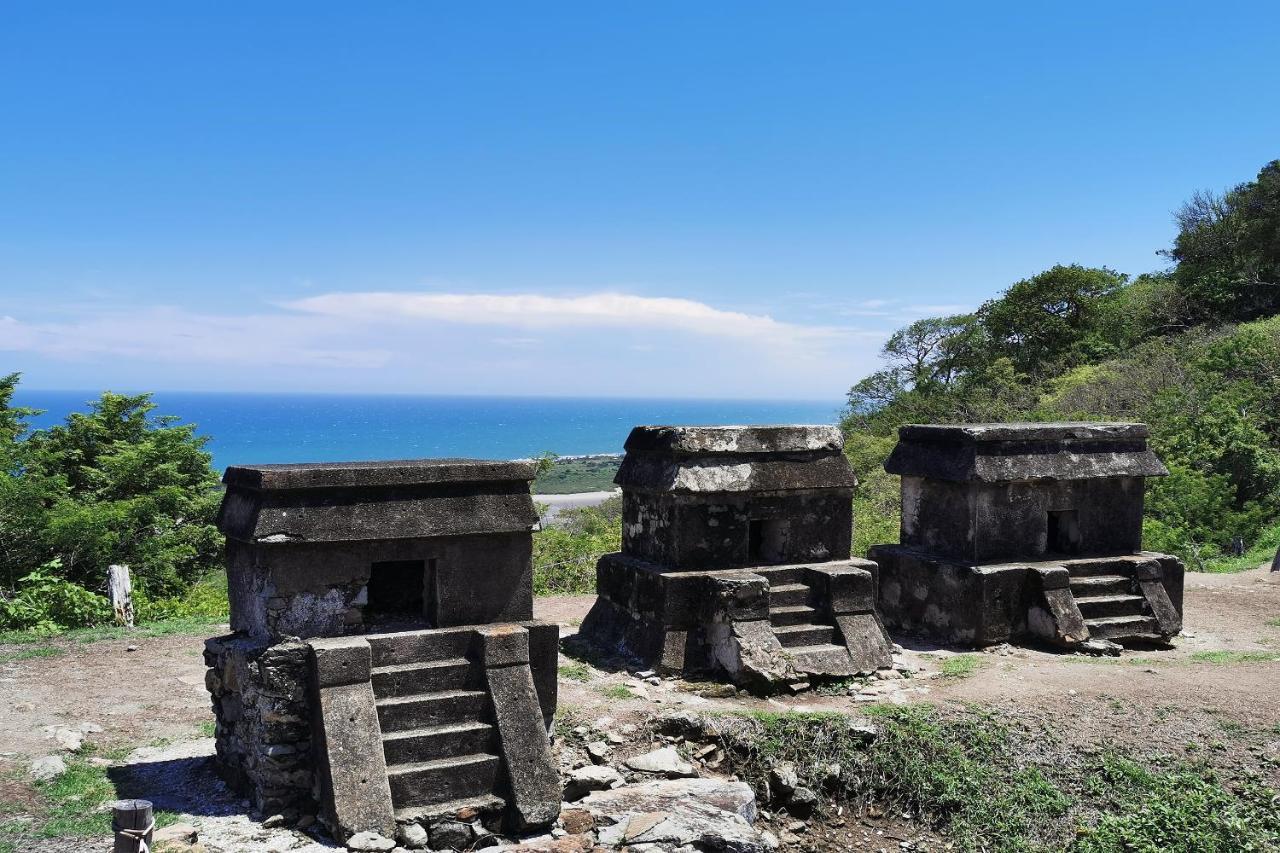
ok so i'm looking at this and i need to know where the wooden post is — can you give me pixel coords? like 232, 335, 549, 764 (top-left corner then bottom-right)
112, 799, 153, 853
108, 564, 134, 627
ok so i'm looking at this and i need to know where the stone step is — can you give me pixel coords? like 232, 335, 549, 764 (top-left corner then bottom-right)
376, 690, 489, 733
751, 566, 807, 586
1069, 575, 1132, 596
1085, 614, 1161, 641
368, 629, 475, 669
386, 753, 501, 809
769, 605, 819, 627
394, 793, 507, 826
768, 583, 810, 607
772, 623, 835, 648
1066, 559, 1136, 578
1075, 593, 1147, 620
371, 658, 476, 698
786, 643, 856, 675
382, 721, 497, 765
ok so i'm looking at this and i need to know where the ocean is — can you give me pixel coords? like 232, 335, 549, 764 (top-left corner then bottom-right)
13, 391, 843, 473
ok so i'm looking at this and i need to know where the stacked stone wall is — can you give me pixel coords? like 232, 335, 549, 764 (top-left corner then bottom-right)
203, 635, 316, 818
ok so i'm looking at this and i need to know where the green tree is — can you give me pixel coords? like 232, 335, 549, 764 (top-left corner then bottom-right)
979, 265, 1128, 376
13, 387, 223, 597
1167, 160, 1280, 323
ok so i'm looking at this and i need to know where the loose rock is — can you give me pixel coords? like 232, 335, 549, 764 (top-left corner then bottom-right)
623, 746, 696, 778
346, 830, 396, 851
563, 764, 623, 801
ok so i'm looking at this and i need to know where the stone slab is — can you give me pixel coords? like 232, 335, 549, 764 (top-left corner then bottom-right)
309, 637, 372, 688
308, 677, 395, 843
223, 458, 537, 490
484, 654, 561, 830
622, 425, 844, 455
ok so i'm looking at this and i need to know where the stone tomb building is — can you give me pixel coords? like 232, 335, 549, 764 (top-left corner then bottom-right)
580, 425, 892, 687
869, 423, 1184, 648
204, 459, 560, 847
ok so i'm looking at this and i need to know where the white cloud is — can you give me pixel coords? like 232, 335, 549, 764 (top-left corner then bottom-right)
286, 291, 844, 344
0, 307, 390, 368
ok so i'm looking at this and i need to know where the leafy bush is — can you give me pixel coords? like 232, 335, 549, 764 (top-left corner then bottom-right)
532, 497, 622, 595
1077, 754, 1280, 852
0, 561, 112, 632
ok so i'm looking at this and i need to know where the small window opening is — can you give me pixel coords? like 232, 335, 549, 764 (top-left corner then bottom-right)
368, 560, 425, 615
747, 519, 788, 564
1046, 510, 1081, 555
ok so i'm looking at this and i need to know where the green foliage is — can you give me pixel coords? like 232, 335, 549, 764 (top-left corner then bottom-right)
1076, 754, 1280, 852
532, 496, 622, 595
533, 455, 621, 494
1187, 650, 1278, 665
558, 662, 591, 682
0, 561, 112, 632
940, 654, 983, 678
0, 376, 222, 630
714, 707, 1071, 852
980, 265, 1129, 377
709, 708, 1279, 852
1167, 160, 1280, 324
842, 157, 1280, 569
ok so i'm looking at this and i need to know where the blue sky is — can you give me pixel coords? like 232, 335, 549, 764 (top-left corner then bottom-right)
2, 2, 1278, 400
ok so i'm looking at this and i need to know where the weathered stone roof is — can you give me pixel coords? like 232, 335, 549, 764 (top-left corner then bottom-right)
897, 422, 1149, 443
616, 425, 857, 494
623, 425, 844, 455
885, 422, 1168, 483
217, 458, 538, 544
222, 458, 536, 490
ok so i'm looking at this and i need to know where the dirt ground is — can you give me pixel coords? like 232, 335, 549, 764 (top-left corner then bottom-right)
1, 566, 1277, 850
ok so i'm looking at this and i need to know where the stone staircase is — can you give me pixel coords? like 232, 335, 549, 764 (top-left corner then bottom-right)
367, 632, 507, 826
755, 565, 853, 671
1067, 560, 1163, 642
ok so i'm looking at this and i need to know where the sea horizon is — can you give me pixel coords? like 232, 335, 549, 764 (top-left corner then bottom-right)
13, 389, 844, 473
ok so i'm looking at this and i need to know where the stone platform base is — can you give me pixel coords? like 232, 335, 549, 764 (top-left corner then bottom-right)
578, 553, 892, 688
206, 621, 560, 845
868, 546, 1184, 647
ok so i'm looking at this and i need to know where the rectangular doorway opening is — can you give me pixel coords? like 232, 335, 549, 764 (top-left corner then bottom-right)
1046, 510, 1081, 555
747, 519, 788, 564
368, 560, 425, 616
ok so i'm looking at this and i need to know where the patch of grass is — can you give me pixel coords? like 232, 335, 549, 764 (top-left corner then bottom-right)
598, 684, 634, 700
1266, 617, 1280, 628
708, 707, 1070, 852
34, 753, 118, 838
1188, 650, 1278, 665
197, 720, 216, 738
1076, 753, 1280, 852
0, 616, 224, 646
940, 654, 983, 678
558, 662, 592, 682
0, 646, 62, 663
533, 455, 621, 494
696, 706, 1280, 852
1201, 524, 1280, 573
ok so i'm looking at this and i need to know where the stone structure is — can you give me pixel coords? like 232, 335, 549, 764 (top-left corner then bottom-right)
580, 425, 892, 688
204, 459, 560, 846
869, 423, 1185, 647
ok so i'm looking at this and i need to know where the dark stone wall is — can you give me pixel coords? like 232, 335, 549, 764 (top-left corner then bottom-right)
204, 635, 316, 819
227, 532, 533, 640
903, 476, 1146, 562
621, 491, 853, 570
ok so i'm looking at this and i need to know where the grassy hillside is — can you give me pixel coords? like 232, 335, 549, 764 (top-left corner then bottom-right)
844, 159, 1280, 570
532, 455, 621, 494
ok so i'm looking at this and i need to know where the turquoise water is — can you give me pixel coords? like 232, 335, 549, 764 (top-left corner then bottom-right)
14, 391, 843, 473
